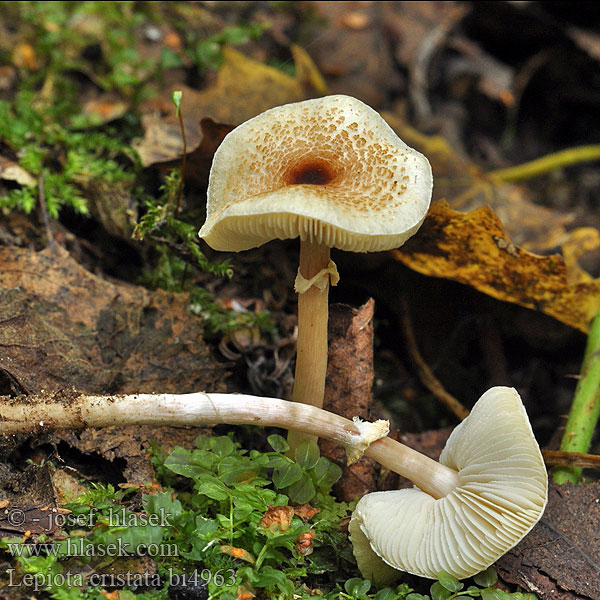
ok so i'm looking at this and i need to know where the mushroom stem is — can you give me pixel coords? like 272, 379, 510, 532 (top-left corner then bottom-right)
0, 392, 459, 499
287, 238, 331, 451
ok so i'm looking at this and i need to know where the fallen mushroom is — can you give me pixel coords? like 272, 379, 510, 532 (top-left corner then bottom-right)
198, 94, 432, 450
0, 386, 546, 580
349, 386, 548, 582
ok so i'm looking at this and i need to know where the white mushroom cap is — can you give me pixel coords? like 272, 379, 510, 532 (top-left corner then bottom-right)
199, 95, 432, 253
349, 386, 548, 582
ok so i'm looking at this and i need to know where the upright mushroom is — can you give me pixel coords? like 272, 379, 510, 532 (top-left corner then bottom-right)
349, 386, 548, 582
199, 95, 432, 450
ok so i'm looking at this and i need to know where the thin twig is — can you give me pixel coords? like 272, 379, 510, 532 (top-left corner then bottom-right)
400, 295, 470, 421
543, 450, 600, 470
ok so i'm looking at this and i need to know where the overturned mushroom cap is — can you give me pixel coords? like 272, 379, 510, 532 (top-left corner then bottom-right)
199, 95, 432, 253
349, 386, 548, 582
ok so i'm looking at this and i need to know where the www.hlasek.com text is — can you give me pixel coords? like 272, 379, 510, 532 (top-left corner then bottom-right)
6, 537, 179, 559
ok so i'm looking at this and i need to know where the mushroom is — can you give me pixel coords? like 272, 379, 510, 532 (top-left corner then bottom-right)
349, 386, 548, 582
1, 386, 546, 581
198, 95, 432, 450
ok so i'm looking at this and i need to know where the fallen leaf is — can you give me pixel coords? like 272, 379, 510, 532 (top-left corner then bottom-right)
393, 201, 600, 333
0, 154, 36, 187
12, 42, 39, 70
498, 481, 600, 600
54, 425, 206, 485
295, 529, 315, 556
0, 502, 63, 538
51, 469, 89, 504
293, 504, 320, 522
290, 44, 329, 97
0, 244, 227, 394
561, 227, 600, 284
259, 504, 294, 531
220, 545, 255, 564
235, 585, 255, 600
0, 64, 17, 93
320, 300, 379, 501
79, 178, 137, 240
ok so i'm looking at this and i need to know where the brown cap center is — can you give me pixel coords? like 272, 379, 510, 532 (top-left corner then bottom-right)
286, 159, 336, 186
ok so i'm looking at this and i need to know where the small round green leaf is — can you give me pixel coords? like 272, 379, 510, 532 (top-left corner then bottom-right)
431, 581, 452, 600
267, 434, 289, 453
273, 461, 303, 489
287, 473, 316, 504
374, 589, 397, 600
473, 567, 498, 588
294, 440, 320, 469
436, 572, 463, 593
480, 589, 510, 600
209, 436, 235, 457
344, 578, 371, 597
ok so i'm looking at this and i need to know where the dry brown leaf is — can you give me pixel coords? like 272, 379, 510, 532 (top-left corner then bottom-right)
393, 201, 600, 333
54, 425, 206, 485
135, 46, 321, 167
293, 504, 320, 522
295, 529, 316, 557
259, 504, 294, 531
82, 96, 129, 124
220, 545, 255, 564
320, 300, 379, 501
0, 244, 227, 394
498, 481, 600, 600
0, 154, 36, 187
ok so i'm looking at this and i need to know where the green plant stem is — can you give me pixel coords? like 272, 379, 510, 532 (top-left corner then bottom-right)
490, 144, 600, 183
553, 305, 600, 484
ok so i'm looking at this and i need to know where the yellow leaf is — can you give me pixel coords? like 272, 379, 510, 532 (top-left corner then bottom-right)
394, 201, 600, 333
